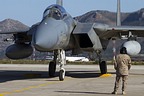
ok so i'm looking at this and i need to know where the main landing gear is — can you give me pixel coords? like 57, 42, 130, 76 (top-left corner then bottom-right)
48, 49, 66, 81
96, 50, 107, 74
48, 49, 107, 81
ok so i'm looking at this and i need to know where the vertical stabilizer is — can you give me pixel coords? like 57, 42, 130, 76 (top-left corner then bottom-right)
56, 0, 63, 6
117, 0, 121, 26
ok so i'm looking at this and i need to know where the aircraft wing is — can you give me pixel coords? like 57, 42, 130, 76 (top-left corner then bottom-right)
0, 22, 39, 35
72, 23, 144, 50
94, 25, 144, 39
0, 29, 29, 34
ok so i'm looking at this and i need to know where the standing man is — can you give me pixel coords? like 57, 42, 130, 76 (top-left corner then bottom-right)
112, 47, 131, 95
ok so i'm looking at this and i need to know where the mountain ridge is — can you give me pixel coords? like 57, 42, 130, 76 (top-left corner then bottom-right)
0, 8, 144, 59
75, 8, 144, 26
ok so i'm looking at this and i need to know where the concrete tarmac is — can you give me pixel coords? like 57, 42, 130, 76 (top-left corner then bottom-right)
0, 64, 144, 96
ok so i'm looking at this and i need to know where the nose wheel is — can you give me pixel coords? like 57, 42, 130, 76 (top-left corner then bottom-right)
59, 68, 65, 81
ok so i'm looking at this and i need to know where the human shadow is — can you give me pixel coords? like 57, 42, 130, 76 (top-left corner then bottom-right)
56, 90, 112, 95
130, 73, 144, 76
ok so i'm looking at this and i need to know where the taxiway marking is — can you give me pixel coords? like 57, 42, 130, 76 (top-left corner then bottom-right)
0, 72, 111, 96
0, 80, 60, 96
100, 74, 112, 77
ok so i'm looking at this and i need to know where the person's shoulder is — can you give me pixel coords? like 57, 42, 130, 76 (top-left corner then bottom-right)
117, 53, 121, 56
117, 54, 130, 57
116, 54, 123, 58
124, 54, 131, 58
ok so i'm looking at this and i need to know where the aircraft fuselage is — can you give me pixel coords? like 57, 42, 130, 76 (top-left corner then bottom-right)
33, 4, 76, 52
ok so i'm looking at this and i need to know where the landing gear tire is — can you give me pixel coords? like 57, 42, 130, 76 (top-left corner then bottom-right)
49, 61, 56, 77
99, 61, 107, 74
59, 68, 65, 81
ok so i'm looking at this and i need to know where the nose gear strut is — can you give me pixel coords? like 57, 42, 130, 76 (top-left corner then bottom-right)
48, 49, 66, 81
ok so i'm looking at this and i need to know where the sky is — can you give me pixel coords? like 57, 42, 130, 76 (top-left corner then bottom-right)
0, 0, 144, 26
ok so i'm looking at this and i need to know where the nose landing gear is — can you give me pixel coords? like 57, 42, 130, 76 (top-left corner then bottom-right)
48, 49, 66, 81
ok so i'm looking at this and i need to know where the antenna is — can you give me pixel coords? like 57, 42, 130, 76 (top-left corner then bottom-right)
117, 0, 121, 26
56, 0, 63, 6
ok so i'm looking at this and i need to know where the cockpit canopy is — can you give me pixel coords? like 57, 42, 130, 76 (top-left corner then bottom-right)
43, 4, 67, 20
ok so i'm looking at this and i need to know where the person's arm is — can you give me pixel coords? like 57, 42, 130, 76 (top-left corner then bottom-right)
113, 56, 117, 70
128, 56, 131, 70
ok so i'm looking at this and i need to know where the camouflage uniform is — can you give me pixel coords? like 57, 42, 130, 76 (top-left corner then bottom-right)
113, 54, 131, 92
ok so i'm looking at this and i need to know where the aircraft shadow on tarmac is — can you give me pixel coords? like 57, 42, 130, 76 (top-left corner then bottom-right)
0, 70, 49, 83
66, 70, 114, 78
0, 70, 115, 83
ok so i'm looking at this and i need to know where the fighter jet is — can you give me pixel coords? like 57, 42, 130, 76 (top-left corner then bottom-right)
1, 0, 144, 81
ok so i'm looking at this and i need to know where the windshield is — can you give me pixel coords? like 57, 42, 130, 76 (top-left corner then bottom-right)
43, 4, 67, 20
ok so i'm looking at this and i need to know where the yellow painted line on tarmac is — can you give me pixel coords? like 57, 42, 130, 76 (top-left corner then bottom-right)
0, 77, 72, 96
0, 92, 11, 96
0, 94, 4, 96
100, 74, 112, 77
0, 81, 60, 96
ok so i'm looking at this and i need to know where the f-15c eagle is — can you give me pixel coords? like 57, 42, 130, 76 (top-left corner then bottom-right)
1, 0, 144, 81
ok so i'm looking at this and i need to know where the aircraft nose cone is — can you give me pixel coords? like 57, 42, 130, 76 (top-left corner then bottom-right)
33, 18, 59, 51
33, 17, 68, 51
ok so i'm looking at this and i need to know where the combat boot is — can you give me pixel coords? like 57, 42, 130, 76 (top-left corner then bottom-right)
122, 91, 126, 95
111, 91, 118, 95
